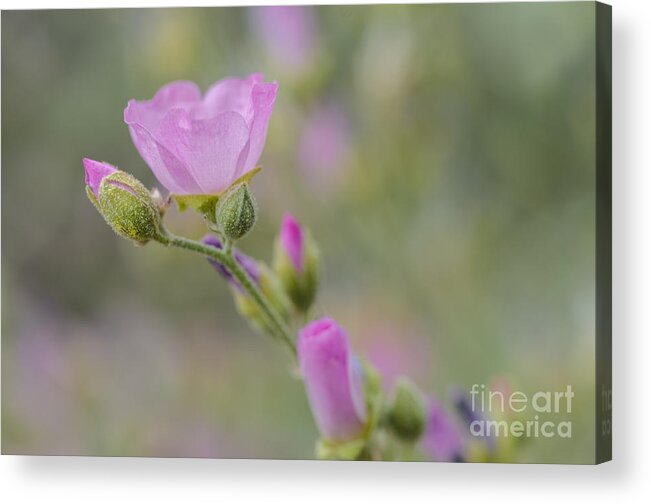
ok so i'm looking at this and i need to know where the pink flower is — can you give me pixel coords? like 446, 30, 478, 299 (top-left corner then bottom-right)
83, 158, 117, 199
279, 213, 304, 273
124, 73, 278, 195
298, 317, 367, 442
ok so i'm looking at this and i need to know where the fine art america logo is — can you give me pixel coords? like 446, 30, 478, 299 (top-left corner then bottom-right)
467, 384, 574, 439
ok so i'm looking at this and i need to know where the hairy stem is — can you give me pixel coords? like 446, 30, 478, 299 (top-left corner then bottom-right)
158, 232, 296, 358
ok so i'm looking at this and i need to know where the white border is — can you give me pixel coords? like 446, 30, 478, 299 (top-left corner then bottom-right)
2, 0, 650, 502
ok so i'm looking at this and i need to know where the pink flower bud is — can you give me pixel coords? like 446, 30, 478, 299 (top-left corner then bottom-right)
82, 158, 162, 243
83, 158, 117, 199
274, 213, 320, 312
124, 74, 278, 196
279, 213, 304, 273
298, 317, 367, 442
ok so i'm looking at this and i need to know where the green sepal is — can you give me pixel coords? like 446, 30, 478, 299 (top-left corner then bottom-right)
97, 171, 162, 244
360, 358, 384, 438
230, 166, 262, 187
316, 438, 366, 461
173, 193, 219, 218
172, 167, 262, 220
86, 185, 101, 213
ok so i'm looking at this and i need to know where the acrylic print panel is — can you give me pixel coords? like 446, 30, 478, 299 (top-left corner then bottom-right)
1, 2, 611, 464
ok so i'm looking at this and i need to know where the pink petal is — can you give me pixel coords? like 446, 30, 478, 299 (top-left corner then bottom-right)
157, 109, 251, 194
124, 81, 201, 133
83, 158, 117, 199
240, 79, 278, 176
280, 213, 304, 273
298, 317, 367, 442
127, 122, 203, 194
200, 73, 264, 123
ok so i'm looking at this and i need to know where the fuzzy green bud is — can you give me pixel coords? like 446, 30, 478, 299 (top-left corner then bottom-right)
216, 183, 257, 241
84, 159, 163, 244
386, 378, 427, 443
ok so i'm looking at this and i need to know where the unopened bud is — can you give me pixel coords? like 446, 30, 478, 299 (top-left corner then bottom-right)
216, 182, 257, 241
83, 158, 163, 244
386, 378, 427, 443
273, 213, 319, 312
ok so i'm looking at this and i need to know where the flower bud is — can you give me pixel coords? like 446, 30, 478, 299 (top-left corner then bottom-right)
386, 377, 427, 443
273, 213, 319, 312
422, 397, 464, 462
216, 182, 257, 241
298, 317, 367, 443
83, 158, 162, 244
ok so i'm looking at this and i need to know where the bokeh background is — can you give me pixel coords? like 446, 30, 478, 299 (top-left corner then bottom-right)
2, 3, 597, 462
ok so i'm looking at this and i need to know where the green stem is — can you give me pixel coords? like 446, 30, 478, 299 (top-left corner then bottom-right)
158, 231, 296, 358
223, 237, 233, 255
223, 248, 296, 357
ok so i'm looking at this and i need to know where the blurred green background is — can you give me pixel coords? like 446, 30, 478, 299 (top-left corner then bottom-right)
2, 3, 596, 462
